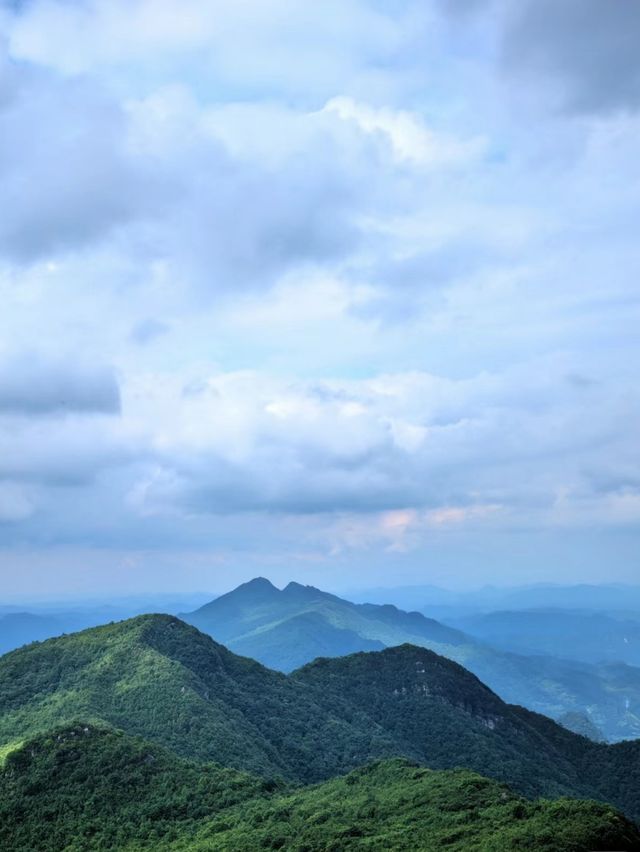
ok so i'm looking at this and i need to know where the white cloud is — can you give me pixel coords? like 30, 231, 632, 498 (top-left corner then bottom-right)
324, 96, 486, 167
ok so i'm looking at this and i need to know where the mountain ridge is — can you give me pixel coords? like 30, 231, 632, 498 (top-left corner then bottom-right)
181, 578, 640, 741
1, 613, 640, 822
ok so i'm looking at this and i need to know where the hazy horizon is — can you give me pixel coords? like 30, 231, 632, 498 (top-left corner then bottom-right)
1, 0, 639, 599
3, 573, 640, 609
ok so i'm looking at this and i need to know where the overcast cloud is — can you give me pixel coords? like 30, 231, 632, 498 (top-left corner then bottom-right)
0, 0, 638, 597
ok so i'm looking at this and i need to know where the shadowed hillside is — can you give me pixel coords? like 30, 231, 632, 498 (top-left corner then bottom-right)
182, 578, 640, 741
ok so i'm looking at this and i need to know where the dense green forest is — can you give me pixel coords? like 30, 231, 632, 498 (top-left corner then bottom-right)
0, 613, 640, 827
1, 726, 638, 852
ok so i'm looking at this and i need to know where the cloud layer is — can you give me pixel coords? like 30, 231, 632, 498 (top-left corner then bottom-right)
0, 0, 638, 594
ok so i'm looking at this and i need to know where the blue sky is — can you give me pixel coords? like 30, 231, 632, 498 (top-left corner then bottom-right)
0, 0, 638, 598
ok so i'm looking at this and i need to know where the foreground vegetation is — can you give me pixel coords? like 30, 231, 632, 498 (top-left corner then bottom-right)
1, 726, 638, 852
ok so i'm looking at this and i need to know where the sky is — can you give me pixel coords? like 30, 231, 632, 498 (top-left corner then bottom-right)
0, 0, 639, 599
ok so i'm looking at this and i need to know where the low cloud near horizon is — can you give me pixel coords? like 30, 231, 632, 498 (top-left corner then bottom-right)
0, 0, 638, 597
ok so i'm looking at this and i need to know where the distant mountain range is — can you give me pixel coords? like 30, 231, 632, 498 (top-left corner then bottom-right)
348, 582, 640, 613
448, 609, 640, 668
181, 578, 640, 741
2, 577, 640, 743
0, 593, 213, 657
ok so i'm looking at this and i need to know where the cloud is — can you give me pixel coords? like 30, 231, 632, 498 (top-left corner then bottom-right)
0, 46, 155, 261
7, 0, 407, 97
324, 96, 485, 167
0, 355, 120, 415
114, 362, 640, 537
437, 0, 640, 115
0, 482, 34, 522
0, 0, 637, 592
502, 0, 640, 114
130, 319, 170, 345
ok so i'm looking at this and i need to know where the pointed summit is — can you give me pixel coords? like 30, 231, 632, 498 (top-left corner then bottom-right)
181, 577, 284, 641
241, 577, 279, 594
189, 577, 280, 614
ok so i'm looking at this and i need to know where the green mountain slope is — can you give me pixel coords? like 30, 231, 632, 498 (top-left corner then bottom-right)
0, 614, 401, 782
227, 609, 385, 671
183, 578, 468, 660
0, 724, 268, 852
173, 760, 640, 852
1, 727, 638, 852
294, 646, 640, 819
182, 578, 640, 741
1, 614, 640, 821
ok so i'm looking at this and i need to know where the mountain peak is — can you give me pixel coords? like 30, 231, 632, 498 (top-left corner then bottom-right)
186, 578, 281, 619
243, 577, 278, 592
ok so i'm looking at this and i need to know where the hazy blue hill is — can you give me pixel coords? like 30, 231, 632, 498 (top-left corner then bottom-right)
1, 615, 640, 821
229, 610, 385, 671
0, 593, 213, 657
183, 578, 469, 653
559, 711, 607, 742
182, 579, 640, 741
0, 610, 127, 655
0, 612, 72, 654
449, 609, 640, 668
2, 729, 638, 852
350, 583, 640, 613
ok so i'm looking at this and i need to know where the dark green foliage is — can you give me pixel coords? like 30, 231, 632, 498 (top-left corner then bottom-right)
1, 732, 638, 852
186, 760, 640, 852
1, 615, 640, 823
0, 614, 401, 783
0, 724, 268, 851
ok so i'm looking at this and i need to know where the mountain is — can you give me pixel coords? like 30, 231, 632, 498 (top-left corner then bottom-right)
1, 614, 640, 822
2, 726, 638, 852
222, 609, 385, 671
180, 577, 467, 671
559, 711, 607, 742
0, 613, 398, 782
195, 760, 640, 852
0, 612, 81, 655
182, 578, 640, 741
446, 609, 640, 668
